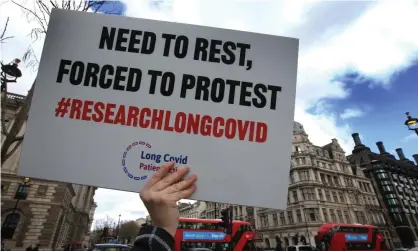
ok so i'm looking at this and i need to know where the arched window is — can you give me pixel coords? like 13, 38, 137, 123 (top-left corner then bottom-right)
300, 235, 307, 245
292, 234, 299, 245
264, 238, 270, 248
275, 236, 282, 245
1, 213, 20, 239
284, 237, 289, 247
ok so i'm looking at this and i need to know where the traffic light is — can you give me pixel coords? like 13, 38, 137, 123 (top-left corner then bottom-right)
220, 208, 232, 234
220, 209, 229, 227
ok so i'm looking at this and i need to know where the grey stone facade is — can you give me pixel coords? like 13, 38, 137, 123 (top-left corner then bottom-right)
1, 92, 97, 250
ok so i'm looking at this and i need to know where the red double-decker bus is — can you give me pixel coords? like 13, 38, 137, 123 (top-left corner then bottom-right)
314, 223, 388, 251
174, 217, 256, 251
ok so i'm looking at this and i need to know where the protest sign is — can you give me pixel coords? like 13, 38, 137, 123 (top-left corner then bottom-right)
18, 8, 299, 209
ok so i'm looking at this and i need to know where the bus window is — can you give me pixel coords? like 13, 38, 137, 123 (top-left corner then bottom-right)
287, 247, 297, 251
244, 240, 256, 251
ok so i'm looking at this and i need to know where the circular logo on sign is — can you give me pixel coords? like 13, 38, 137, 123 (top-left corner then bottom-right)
121, 141, 151, 180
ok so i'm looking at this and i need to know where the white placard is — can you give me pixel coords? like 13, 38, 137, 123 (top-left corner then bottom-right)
18, 9, 299, 209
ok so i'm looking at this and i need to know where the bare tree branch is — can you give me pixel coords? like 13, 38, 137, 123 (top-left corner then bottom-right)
1, 0, 121, 164
0, 17, 14, 43
3, 140, 23, 160
0, 17, 10, 39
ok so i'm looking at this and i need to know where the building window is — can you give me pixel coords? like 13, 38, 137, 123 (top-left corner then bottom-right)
320, 173, 325, 183
287, 211, 294, 224
327, 175, 332, 185
325, 190, 331, 201
330, 209, 337, 222
382, 185, 394, 192
359, 182, 364, 191
273, 214, 278, 226
339, 192, 345, 203
337, 210, 343, 223
309, 189, 315, 200
355, 211, 367, 224
306, 208, 318, 222
344, 210, 351, 223
314, 170, 319, 181
296, 209, 302, 223
354, 194, 361, 204
318, 189, 324, 200
348, 193, 354, 203
387, 198, 399, 206
293, 191, 299, 202
36, 185, 48, 197
333, 176, 340, 186
280, 212, 286, 225
299, 171, 309, 181
332, 192, 338, 203
322, 208, 328, 222
260, 214, 269, 227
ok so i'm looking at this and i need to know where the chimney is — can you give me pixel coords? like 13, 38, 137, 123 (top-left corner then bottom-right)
395, 148, 406, 160
352, 133, 363, 146
413, 154, 418, 165
376, 142, 387, 154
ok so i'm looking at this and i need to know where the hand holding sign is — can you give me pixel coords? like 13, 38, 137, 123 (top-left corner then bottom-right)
140, 162, 197, 237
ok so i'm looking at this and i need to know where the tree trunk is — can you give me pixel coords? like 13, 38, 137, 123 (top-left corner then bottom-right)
1, 82, 35, 165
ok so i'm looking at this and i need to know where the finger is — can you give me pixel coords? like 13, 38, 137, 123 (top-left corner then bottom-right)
166, 174, 198, 194
173, 184, 196, 201
154, 166, 190, 191
142, 162, 174, 191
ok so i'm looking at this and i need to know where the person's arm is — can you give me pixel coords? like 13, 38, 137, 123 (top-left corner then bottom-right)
130, 225, 174, 251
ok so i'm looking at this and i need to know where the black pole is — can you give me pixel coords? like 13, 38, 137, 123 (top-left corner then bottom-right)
215, 203, 217, 219
116, 214, 121, 239
229, 206, 233, 251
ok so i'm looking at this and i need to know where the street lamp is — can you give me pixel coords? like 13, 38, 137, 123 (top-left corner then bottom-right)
404, 112, 418, 136
1, 58, 22, 92
116, 214, 121, 240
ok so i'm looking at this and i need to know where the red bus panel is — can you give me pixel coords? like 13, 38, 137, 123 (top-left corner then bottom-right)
315, 223, 388, 251
174, 218, 256, 251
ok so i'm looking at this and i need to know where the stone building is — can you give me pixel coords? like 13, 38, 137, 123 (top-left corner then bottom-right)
205, 202, 257, 225
348, 133, 418, 248
255, 122, 387, 249
83, 202, 98, 246
178, 201, 206, 218
1, 92, 97, 250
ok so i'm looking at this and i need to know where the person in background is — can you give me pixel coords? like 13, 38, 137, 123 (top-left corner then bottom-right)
130, 162, 197, 251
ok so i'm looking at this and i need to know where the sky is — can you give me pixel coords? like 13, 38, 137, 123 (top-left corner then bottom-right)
1, 0, 417, 226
